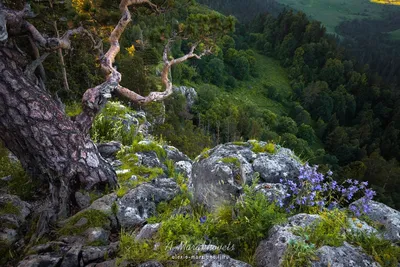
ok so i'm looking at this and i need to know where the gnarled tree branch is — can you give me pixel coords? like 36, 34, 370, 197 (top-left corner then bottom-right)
116, 41, 212, 104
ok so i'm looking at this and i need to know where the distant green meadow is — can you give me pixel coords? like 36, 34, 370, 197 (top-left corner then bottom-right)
275, 0, 400, 34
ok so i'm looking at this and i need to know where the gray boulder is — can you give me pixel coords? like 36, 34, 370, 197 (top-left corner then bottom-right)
252, 147, 301, 183
347, 218, 378, 236
190, 143, 255, 209
351, 199, 400, 242
190, 142, 301, 210
255, 214, 321, 267
117, 178, 179, 228
136, 151, 164, 169
136, 223, 161, 241
97, 141, 122, 159
60, 245, 82, 267
74, 191, 91, 210
312, 242, 380, 267
82, 242, 119, 265
164, 145, 192, 162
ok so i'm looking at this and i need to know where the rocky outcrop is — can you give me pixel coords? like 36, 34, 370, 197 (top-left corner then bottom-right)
351, 199, 400, 242
254, 212, 385, 267
117, 178, 179, 228
252, 147, 300, 183
255, 214, 321, 267
190, 142, 300, 209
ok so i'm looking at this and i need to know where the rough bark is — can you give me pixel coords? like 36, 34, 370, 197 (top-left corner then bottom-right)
0, 47, 117, 238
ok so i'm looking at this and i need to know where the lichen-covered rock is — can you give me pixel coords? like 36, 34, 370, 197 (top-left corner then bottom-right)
136, 223, 161, 241
312, 242, 380, 267
0, 194, 31, 224
136, 151, 164, 169
60, 245, 82, 267
351, 199, 400, 242
190, 142, 301, 210
164, 145, 192, 162
174, 161, 192, 178
87, 193, 117, 215
255, 183, 288, 203
347, 218, 378, 236
255, 214, 321, 267
252, 148, 301, 183
198, 254, 252, 267
97, 141, 122, 159
190, 143, 256, 209
117, 178, 179, 228
82, 242, 119, 265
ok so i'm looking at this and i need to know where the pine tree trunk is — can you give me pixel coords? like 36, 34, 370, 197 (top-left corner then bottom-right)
0, 47, 117, 237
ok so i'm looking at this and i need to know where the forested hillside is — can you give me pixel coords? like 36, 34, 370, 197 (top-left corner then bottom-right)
1, 0, 399, 208
1, 0, 400, 266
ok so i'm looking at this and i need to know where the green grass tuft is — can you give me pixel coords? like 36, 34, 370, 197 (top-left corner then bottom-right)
58, 209, 109, 236
221, 157, 241, 168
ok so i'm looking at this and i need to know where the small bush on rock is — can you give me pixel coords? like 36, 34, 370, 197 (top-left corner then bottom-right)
90, 101, 141, 145
294, 209, 348, 247
210, 181, 287, 263
282, 240, 317, 267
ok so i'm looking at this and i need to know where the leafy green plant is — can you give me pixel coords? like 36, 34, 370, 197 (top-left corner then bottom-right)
199, 147, 211, 160
251, 141, 276, 154
90, 101, 141, 146
294, 209, 348, 248
165, 159, 176, 177
0, 202, 20, 216
282, 239, 318, 267
118, 230, 168, 264
116, 186, 129, 198
210, 180, 287, 263
221, 157, 241, 168
115, 145, 165, 189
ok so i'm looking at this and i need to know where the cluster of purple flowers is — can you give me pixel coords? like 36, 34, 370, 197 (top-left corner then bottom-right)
277, 163, 376, 216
